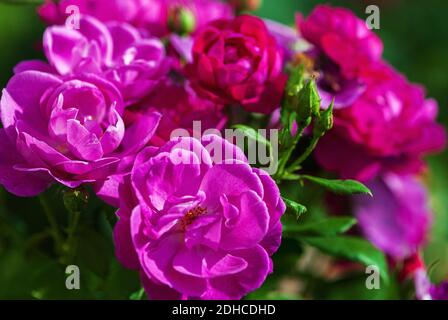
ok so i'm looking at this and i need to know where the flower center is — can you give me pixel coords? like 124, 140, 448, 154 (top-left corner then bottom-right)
180, 206, 207, 231
293, 52, 315, 72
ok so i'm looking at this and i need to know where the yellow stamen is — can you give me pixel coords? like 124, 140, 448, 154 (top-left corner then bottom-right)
180, 206, 207, 230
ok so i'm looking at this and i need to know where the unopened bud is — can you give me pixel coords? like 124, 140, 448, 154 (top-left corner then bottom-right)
296, 79, 320, 125
313, 100, 334, 137
168, 6, 196, 35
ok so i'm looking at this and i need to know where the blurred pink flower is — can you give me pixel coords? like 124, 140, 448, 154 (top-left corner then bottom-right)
316, 64, 446, 181
414, 268, 448, 300
297, 5, 383, 108
354, 174, 432, 259
298, 4, 383, 79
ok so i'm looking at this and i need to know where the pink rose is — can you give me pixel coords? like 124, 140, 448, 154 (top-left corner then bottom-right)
186, 15, 287, 114
114, 135, 285, 299
40, 15, 171, 105
298, 5, 383, 79
354, 174, 432, 259
0, 71, 160, 197
315, 64, 446, 181
296, 5, 383, 108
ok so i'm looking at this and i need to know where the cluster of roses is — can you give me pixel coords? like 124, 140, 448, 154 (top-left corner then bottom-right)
0, 0, 446, 299
294, 5, 446, 298
0, 0, 286, 300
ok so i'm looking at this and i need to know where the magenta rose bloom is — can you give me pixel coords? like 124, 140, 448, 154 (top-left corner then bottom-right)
38, 0, 234, 37
114, 135, 285, 299
186, 15, 287, 114
38, 0, 141, 25
316, 64, 446, 181
38, 15, 170, 105
354, 174, 432, 259
297, 5, 383, 108
298, 4, 382, 78
0, 70, 160, 197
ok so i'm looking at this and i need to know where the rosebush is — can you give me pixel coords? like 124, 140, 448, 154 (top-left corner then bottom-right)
0, 1, 446, 301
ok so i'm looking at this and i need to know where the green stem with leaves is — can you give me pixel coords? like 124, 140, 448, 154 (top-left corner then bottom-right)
275, 123, 307, 180
275, 116, 312, 180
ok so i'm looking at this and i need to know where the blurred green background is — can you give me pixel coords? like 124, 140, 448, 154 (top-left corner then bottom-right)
0, 0, 447, 299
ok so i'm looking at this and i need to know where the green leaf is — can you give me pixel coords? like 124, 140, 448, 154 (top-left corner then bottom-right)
313, 99, 334, 137
297, 79, 321, 121
282, 197, 307, 218
301, 236, 389, 283
282, 172, 301, 181
283, 216, 357, 236
129, 288, 145, 300
232, 124, 272, 152
301, 175, 373, 196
